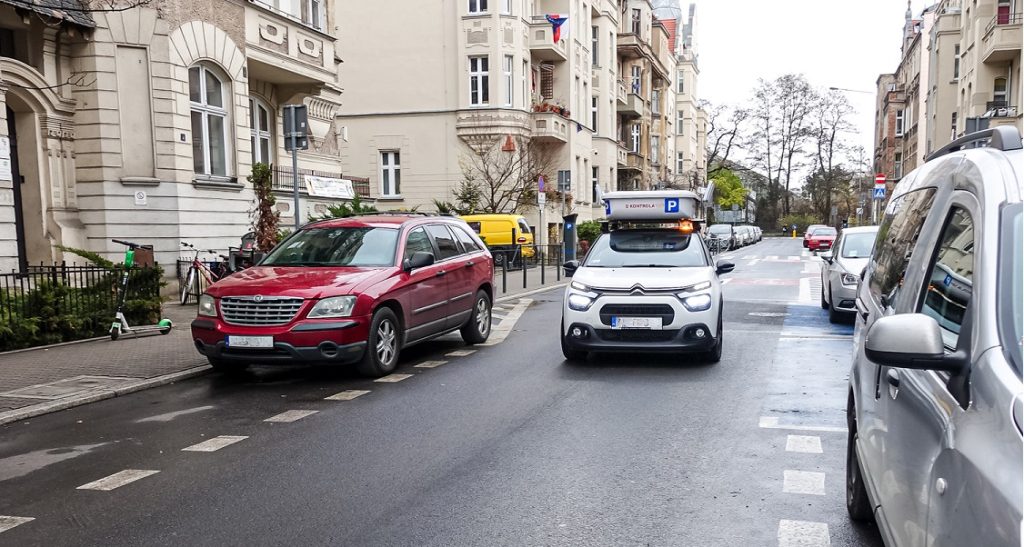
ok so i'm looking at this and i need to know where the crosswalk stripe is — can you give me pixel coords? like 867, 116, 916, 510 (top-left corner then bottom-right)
0, 516, 34, 534
373, 373, 413, 383
264, 410, 318, 423
182, 435, 248, 452
785, 435, 823, 454
445, 349, 477, 357
325, 390, 370, 401
782, 470, 826, 495
778, 520, 830, 547
414, 360, 447, 369
77, 469, 159, 491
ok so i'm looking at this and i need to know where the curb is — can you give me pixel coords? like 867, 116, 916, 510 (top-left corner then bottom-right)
0, 365, 211, 426
495, 283, 566, 303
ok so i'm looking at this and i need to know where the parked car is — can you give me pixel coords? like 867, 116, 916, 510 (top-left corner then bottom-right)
752, 226, 762, 241
706, 224, 737, 250
460, 214, 535, 266
803, 224, 827, 247
806, 226, 836, 251
191, 214, 495, 377
846, 126, 1022, 546
820, 225, 878, 323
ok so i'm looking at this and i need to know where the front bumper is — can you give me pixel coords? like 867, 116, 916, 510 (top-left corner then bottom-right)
829, 282, 858, 311
562, 293, 719, 353
191, 315, 371, 365
562, 322, 717, 353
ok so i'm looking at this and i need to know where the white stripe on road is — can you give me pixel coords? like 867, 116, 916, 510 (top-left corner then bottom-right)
0, 516, 34, 534
778, 519, 831, 547
325, 390, 371, 401
264, 410, 318, 423
414, 360, 448, 369
373, 374, 413, 383
759, 416, 846, 433
77, 469, 160, 491
785, 435, 823, 454
798, 277, 812, 302
182, 435, 248, 452
445, 349, 477, 357
137, 405, 216, 423
783, 470, 826, 495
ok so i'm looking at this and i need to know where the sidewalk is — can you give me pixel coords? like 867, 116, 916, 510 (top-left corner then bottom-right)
0, 275, 565, 425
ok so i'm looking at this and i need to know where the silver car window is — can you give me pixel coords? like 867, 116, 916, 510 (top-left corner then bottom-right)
919, 207, 974, 349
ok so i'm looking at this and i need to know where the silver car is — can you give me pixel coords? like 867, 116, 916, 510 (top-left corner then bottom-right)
820, 226, 878, 323
846, 126, 1022, 546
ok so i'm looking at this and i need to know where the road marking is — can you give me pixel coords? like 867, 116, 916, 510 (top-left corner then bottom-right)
786, 435, 823, 454
778, 519, 831, 547
264, 410, 318, 423
778, 333, 852, 340
414, 360, 448, 369
803, 261, 820, 274
798, 277, 811, 302
182, 435, 248, 452
137, 405, 216, 423
373, 374, 413, 383
749, 312, 787, 317
0, 516, 33, 534
445, 349, 477, 357
783, 470, 826, 495
759, 416, 846, 433
77, 469, 159, 491
325, 390, 370, 401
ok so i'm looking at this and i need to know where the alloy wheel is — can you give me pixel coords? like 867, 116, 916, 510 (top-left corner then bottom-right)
376, 319, 397, 365
476, 297, 491, 336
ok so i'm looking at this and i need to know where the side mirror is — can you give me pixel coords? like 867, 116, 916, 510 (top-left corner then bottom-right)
403, 251, 435, 272
563, 260, 580, 277
716, 260, 735, 275
865, 314, 961, 371
821, 251, 834, 264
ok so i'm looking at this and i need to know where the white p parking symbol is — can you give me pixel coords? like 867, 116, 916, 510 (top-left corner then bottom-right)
665, 198, 679, 213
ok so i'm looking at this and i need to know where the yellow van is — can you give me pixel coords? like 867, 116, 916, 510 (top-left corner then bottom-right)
460, 214, 535, 265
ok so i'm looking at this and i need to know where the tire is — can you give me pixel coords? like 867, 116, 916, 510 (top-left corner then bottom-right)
820, 284, 829, 309
357, 307, 401, 377
846, 426, 874, 522
461, 290, 492, 345
702, 311, 723, 364
493, 252, 506, 267
208, 357, 248, 375
180, 268, 195, 305
110, 329, 119, 341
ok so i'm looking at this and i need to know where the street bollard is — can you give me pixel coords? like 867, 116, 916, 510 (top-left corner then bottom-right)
522, 249, 527, 289
501, 254, 507, 294
540, 246, 545, 285
556, 247, 562, 281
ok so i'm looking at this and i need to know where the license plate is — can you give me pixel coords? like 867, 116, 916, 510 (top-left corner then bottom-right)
611, 316, 662, 329
226, 335, 274, 349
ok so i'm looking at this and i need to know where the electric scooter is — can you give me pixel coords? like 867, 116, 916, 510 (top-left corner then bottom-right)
110, 239, 173, 341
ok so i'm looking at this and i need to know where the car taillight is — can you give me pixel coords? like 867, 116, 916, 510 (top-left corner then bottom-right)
517, 237, 527, 243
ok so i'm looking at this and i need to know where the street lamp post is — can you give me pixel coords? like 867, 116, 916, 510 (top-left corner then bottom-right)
828, 86, 874, 95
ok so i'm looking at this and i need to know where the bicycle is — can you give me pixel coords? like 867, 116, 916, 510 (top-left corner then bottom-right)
180, 242, 224, 305
110, 239, 172, 340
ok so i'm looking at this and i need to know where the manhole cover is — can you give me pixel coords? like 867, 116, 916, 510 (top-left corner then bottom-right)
0, 376, 140, 400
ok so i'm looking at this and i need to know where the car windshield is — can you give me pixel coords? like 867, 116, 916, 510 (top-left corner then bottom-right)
841, 232, 877, 258
1000, 204, 1022, 373
583, 231, 707, 268
261, 226, 399, 267
812, 227, 837, 236
708, 225, 731, 235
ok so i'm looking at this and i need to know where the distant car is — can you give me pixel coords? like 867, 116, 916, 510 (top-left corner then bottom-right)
460, 214, 535, 266
706, 224, 737, 250
803, 224, 827, 248
846, 126, 1022, 546
820, 226, 879, 323
752, 226, 762, 241
806, 226, 837, 251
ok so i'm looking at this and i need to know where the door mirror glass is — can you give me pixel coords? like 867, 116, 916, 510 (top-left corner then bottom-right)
404, 251, 435, 272
865, 314, 961, 371
563, 260, 580, 277
716, 260, 735, 275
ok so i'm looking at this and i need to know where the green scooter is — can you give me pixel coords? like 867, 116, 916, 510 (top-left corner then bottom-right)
110, 239, 173, 340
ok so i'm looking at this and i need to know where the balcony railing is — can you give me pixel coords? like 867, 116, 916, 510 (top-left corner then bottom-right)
985, 12, 1022, 36
252, 0, 325, 32
984, 100, 1018, 118
616, 79, 627, 103
272, 167, 371, 198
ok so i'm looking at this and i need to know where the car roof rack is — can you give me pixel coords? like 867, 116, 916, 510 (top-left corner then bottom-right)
926, 125, 1023, 162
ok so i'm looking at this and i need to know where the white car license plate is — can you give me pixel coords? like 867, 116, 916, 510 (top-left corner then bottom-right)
611, 316, 662, 329
226, 335, 274, 349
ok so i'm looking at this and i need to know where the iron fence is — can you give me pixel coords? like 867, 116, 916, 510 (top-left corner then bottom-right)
271, 167, 371, 198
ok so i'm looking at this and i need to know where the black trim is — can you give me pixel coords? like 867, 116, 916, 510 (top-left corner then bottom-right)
562, 322, 716, 353
291, 321, 358, 332
413, 300, 447, 314
195, 339, 367, 365
191, 319, 216, 330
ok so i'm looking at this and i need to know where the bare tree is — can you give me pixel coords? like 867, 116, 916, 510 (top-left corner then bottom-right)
456, 137, 558, 214
808, 89, 854, 224
702, 101, 747, 180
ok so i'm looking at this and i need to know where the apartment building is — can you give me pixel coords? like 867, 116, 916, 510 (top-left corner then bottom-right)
874, 73, 904, 190
0, 0, 356, 273
671, 3, 707, 191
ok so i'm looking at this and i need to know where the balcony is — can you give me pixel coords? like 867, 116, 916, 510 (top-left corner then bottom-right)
272, 167, 371, 199
617, 92, 644, 118
982, 13, 1022, 64
455, 109, 532, 149
529, 19, 568, 62
616, 144, 628, 167
531, 111, 570, 144
617, 79, 627, 104
245, 2, 338, 97
983, 100, 1019, 120
621, 151, 644, 171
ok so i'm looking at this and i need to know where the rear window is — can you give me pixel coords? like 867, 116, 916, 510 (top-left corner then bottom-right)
708, 225, 732, 234
999, 203, 1022, 373
840, 232, 877, 258
812, 227, 837, 236
517, 218, 531, 234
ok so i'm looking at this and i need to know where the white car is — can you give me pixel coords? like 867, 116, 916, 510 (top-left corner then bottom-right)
820, 226, 878, 323
561, 191, 735, 363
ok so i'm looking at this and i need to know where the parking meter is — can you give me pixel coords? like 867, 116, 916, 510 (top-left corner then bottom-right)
563, 213, 578, 262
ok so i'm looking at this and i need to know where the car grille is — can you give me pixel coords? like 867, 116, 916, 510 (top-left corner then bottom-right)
599, 304, 675, 326
220, 296, 304, 326
596, 329, 679, 342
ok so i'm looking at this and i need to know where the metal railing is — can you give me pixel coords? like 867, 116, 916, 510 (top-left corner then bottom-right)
490, 244, 567, 295
271, 167, 371, 198
986, 12, 1022, 36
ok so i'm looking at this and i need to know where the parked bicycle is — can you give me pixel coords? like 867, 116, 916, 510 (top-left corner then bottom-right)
180, 242, 224, 305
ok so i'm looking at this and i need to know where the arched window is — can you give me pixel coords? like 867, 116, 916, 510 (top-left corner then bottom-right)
190, 64, 230, 176
249, 97, 273, 165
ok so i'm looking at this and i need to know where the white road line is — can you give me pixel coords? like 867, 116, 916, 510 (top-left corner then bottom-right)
137, 405, 216, 423
373, 374, 413, 383
798, 277, 811, 302
77, 469, 160, 491
778, 519, 831, 547
787, 255, 801, 261
182, 435, 248, 452
264, 410, 319, 423
785, 435, 823, 454
445, 349, 477, 357
414, 360, 448, 369
759, 416, 846, 433
325, 390, 371, 401
783, 470, 826, 495
0, 516, 34, 534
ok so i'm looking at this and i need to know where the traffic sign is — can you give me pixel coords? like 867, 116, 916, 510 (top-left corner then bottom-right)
875, 173, 886, 187
873, 187, 886, 199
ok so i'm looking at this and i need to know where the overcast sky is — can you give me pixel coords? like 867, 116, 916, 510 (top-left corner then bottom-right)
688, 0, 927, 166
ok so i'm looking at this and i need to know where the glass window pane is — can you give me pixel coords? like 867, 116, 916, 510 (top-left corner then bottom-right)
382, 168, 390, 195
394, 166, 400, 194
208, 114, 227, 176
189, 67, 202, 103
248, 98, 256, 128
191, 110, 205, 173
205, 69, 223, 108
259, 105, 269, 131
868, 188, 937, 306
251, 135, 258, 163
260, 137, 271, 165
921, 208, 974, 348
481, 75, 489, 103
426, 224, 461, 260
393, 152, 400, 166
404, 228, 434, 260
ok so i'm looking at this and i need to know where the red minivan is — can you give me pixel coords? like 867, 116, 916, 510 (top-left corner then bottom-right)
191, 215, 495, 377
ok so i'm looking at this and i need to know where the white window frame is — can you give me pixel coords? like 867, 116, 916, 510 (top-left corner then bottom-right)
677, 111, 684, 135
895, 109, 905, 137
953, 44, 960, 79
249, 97, 273, 165
631, 8, 641, 34
894, 151, 903, 179
503, 55, 513, 107
380, 150, 401, 197
993, 77, 1008, 105
304, 0, 325, 31
469, 0, 488, 14
677, 152, 684, 173
651, 135, 660, 161
469, 55, 489, 106
190, 64, 231, 177
591, 26, 599, 66
631, 65, 641, 94
677, 70, 685, 93
522, 59, 528, 108
652, 89, 660, 114
501, 0, 511, 14
591, 96, 598, 131
592, 166, 599, 202
630, 123, 640, 153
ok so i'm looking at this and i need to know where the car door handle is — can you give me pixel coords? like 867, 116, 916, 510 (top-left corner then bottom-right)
887, 369, 900, 388
465, 261, 475, 268
435, 270, 447, 277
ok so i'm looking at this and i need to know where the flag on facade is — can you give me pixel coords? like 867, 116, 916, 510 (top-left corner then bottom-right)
576, 122, 582, 132
546, 14, 567, 43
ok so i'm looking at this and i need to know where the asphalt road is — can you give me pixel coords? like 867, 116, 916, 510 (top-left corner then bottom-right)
0, 237, 884, 546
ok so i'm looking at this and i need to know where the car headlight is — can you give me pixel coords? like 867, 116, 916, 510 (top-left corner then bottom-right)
198, 294, 217, 317
567, 293, 595, 311
570, 280, 590, 292
308, 295, 357, 318
841, 273, 860, 286
682, 293, 713, 312
677, 281, 712, 295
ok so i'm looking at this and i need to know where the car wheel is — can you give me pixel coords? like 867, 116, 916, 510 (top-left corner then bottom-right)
493, 252, 506, 267
357, 307, 401, 377
208, 358, 248, 375
846, 425, 874, 522
703, 311, 723, 364
461, 290, 492, 344
820, 284, 829, 309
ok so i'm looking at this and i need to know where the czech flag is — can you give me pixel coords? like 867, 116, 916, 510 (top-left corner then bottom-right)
546, 14, 567, 43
